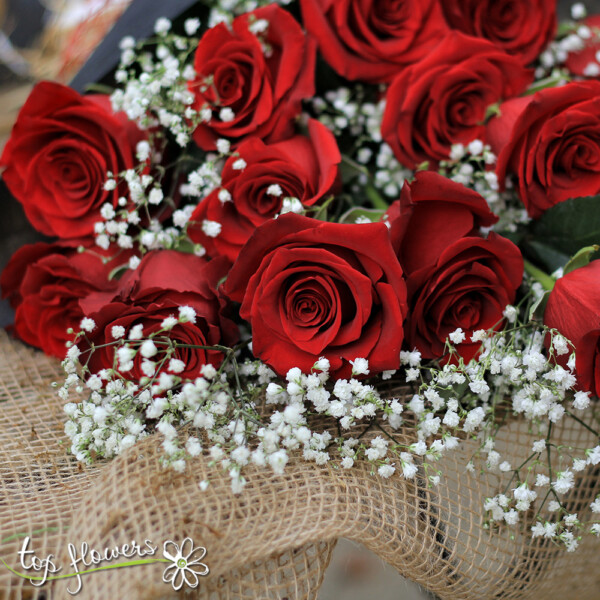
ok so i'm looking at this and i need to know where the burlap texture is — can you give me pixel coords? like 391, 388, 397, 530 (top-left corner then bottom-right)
0, 328, 598, 600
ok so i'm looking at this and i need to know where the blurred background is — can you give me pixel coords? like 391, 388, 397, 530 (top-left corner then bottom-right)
0, 1, 596, 598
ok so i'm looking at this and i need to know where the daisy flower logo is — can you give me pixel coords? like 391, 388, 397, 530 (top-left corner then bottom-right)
162, 538, 209, 590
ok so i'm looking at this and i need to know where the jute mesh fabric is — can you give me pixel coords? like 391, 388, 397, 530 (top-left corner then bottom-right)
0, 328, 598, 600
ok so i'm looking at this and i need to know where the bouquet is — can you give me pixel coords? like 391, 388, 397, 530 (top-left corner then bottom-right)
1, 0, 600, 597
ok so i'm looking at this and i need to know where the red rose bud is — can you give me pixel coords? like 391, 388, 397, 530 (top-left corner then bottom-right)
188, 119, 341, 263
80, 251, 238, 381
544, 260, 600, 397
386, 171, 498, 274
381, 31, 532, 170
440, 0, 557, 66
0, 81, 146, 239
1, 241, 130, 359
490, 80, 600, 218
222, 213, 408, 378
387, 173, 522, 362
189, 5, 316, 151
299, 0, 448, 83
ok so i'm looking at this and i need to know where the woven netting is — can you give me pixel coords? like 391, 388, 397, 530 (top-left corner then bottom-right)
0, 328, 598, 600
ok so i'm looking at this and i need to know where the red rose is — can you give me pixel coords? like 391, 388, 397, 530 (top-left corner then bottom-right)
439, 0, 556, 66
381, 32, 532, 169
189, 5, 316, 151
387, 173, 522, 361
544, 260, 600, 397
80, 251, 238, 380
387, 171, 498, 275
187, 119, 341, 262
488, 80, 600, 218
0, 242, 126, 358
222, 213, 408, 378
0, 81, 144, 239
565, 16, 600, 78
299, 0, 448, 83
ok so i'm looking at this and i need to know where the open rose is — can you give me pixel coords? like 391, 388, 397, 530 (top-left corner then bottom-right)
544, 260, 600, 397
381, 32, 532, 169
222, 213, 407, 378
387, 172, 522, 361
189, 5, 315, 151
488, 80, 600, 218
0, 81, 144, 239
80, 251, 238, 380
187, 119, 341, 262
299, 0, 448, 83
440, 0, 556, 65
0, 242, 128, 358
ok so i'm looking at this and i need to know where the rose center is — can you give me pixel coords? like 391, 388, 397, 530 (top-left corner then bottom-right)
451, 295, 481, 330
286, 278, 332, 327
369, 0, 409, 35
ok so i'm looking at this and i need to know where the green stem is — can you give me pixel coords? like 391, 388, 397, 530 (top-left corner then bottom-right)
523, 259, 555, 291
365, 184, 389, 211
565, 411, 600, 438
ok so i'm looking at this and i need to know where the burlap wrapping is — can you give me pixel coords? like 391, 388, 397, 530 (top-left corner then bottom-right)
0, 328, 598, 600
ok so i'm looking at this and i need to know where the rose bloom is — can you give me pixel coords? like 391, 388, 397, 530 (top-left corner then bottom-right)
80, 251, 238, 380
299, 0, 448, 83
387, 172, 523, 362
187, 119, 341, 263
0, 81, 144, 239
439, 0, 556, 65
387, 171, 498, 275
222, 213, 408, 378
381, 32, 532, 169
488, 80, 600, 218
544, 260, 600, 397
189, 5, 315, 151
0, 242, 129, 359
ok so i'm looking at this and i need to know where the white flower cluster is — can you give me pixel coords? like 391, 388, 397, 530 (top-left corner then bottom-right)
60, 307, 600, 549
208, 0, 292, 28
310, 87, 413, 200
406, 321, 600, 547
535, 5, 598, 78
439, 141, 530, 233
111, 25, 199, 146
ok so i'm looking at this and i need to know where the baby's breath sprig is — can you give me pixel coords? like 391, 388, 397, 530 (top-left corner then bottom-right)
439, 140, 530, 233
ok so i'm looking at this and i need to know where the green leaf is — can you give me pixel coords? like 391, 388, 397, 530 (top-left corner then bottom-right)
339, 207, 386, 224
525, 240, 570, 273
108, 263, 130, 281
483, 103, 501, 123
531, 196, 600, 257
563, 245, 600, 275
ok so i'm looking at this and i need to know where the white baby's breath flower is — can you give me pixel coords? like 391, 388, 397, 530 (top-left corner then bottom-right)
80, 318, 96, 332
185, 17, 201, 35
219, 107, 235, 122
154, 17, 171, 35
216, 138, 231, 154
201, 220, 222, 238
573, 391, 591, 410
350, 358, 369, 376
